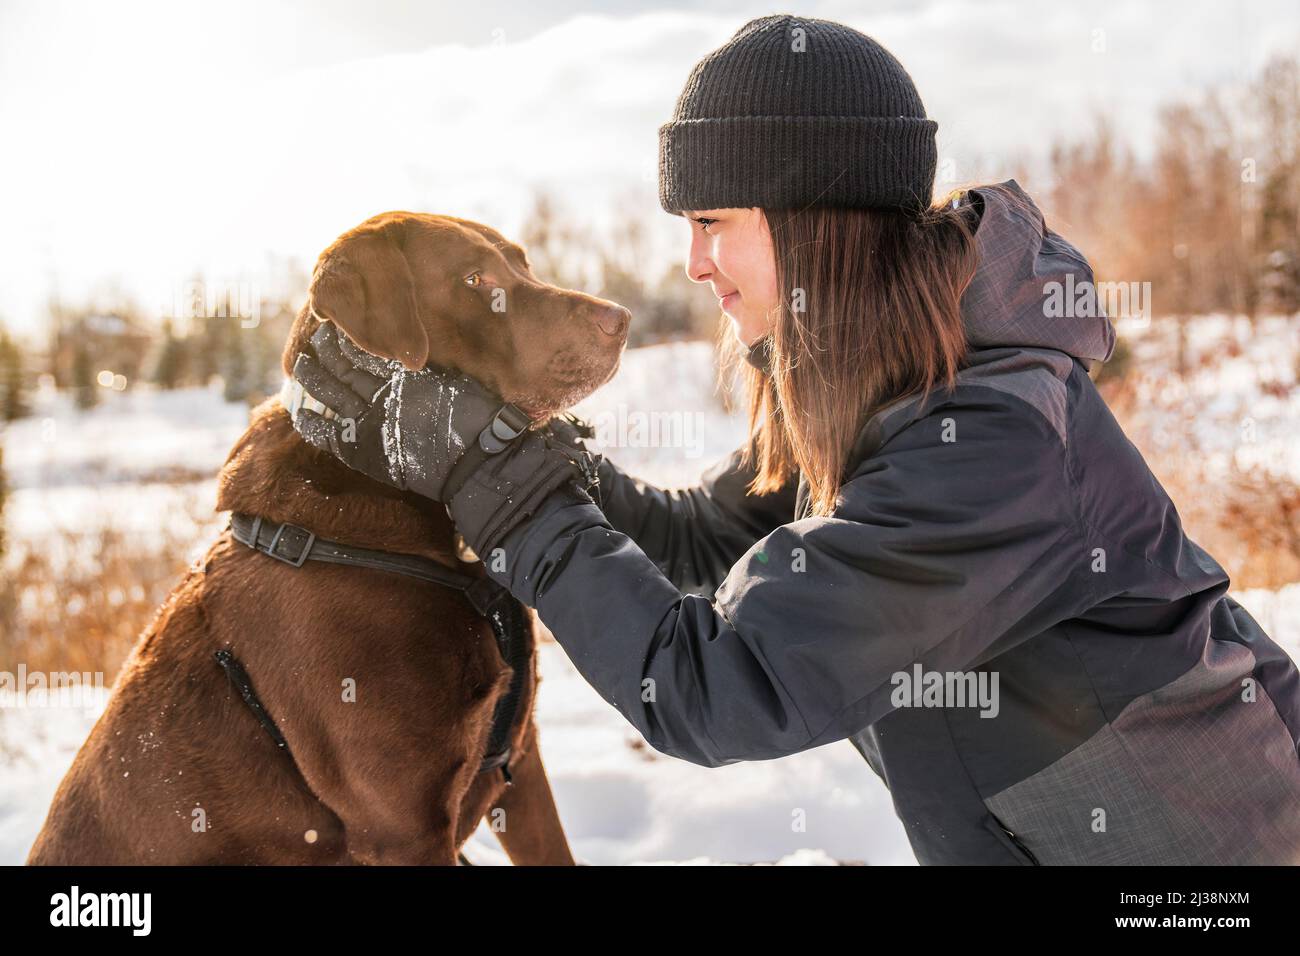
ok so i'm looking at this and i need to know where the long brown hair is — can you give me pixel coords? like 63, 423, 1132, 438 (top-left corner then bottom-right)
727, 189, 982, 516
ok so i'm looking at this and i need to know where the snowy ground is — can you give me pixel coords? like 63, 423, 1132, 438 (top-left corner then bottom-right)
3, 330, 1298, 866
1118, 314, 1300, 482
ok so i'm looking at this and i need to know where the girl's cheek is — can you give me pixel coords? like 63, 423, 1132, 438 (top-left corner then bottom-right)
765, 276, 781, 313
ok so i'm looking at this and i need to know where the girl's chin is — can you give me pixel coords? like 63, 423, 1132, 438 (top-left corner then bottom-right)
731, 318, 767, 349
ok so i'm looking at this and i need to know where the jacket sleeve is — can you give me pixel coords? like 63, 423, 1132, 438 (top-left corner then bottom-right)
493, 396, 1078, 767
592, 446, 799, 594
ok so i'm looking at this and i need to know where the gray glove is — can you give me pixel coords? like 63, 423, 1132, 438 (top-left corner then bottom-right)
447, 411, 602, 558
290, 323, 601, 556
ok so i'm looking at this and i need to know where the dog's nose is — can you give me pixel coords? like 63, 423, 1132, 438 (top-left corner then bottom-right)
592, 305, 630, 338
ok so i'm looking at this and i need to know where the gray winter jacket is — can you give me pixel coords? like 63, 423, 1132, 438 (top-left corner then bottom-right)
491, 180, 1300, 865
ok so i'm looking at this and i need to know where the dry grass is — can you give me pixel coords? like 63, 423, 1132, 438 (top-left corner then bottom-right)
0, 486, 219, 677
1101, 372, 1300, 590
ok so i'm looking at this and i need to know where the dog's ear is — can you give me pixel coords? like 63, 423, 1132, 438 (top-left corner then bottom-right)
307, 223, 430, 371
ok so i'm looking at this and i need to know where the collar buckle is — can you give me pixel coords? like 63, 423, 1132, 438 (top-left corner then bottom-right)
263, 522, 317, 567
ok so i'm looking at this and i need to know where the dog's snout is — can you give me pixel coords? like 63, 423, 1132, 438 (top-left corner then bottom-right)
592, 305, 631, 338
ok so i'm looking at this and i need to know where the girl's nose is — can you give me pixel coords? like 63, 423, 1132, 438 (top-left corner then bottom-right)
686, 232, 712, 284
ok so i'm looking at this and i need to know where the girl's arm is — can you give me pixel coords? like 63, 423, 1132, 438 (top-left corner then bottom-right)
593, 447, 800, 594
488, 393, 1079, 768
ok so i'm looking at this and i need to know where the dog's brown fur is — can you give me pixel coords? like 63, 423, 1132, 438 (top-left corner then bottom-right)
27, 212, 630, 864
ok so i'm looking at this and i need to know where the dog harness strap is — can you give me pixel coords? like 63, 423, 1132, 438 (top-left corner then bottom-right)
213, 649, 293, 755
478, 591, 531, 782
227, 511, 525, 780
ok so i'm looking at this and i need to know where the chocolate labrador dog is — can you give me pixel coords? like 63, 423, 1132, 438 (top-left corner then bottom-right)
27, 212, 630, 865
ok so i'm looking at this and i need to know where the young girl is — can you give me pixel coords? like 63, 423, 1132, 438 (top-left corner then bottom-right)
291, 14, 1300, 865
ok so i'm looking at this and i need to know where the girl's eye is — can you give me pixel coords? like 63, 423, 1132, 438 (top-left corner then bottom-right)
464, 271, 483, 287
693, 216, 718, 233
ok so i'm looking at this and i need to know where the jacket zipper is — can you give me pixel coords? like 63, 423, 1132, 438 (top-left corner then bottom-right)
993, 817, 1040, 865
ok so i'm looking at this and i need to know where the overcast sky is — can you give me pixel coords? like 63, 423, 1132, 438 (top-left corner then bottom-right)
1, 0, 1297, 336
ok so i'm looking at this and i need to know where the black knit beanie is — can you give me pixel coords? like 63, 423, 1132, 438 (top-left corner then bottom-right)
659, 14, 937, 215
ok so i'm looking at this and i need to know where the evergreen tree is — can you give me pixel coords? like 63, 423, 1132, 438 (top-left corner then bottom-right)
193, 312, 226, 384
221, 326, 250, 403
0, 443, 7, 560
151, 319, 188, 389
0, 329, 30, 421
72, 338, 98, 410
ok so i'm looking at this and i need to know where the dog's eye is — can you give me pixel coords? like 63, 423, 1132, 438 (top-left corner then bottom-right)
463, 272, 483, 288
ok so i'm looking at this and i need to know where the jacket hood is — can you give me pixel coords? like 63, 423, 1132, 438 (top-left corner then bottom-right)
961, 180, 1116, 363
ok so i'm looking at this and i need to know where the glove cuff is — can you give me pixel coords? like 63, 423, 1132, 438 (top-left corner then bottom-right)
441, 402, 534, 503
448, 428, 601, 558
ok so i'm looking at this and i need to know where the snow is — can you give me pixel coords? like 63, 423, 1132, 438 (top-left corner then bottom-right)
452, 640, 909, 866
1121, 315, 1300, 482
4, 380, 250, 491
3, 332, 1298, 865
0, 688, 111, 865
571, 340, 749, 487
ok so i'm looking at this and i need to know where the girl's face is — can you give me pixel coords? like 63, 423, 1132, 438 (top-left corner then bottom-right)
683, 207, 779, 347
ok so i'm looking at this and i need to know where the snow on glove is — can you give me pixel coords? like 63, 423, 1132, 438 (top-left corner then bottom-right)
290, 322, 602, 554
290, 322, 520, 502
